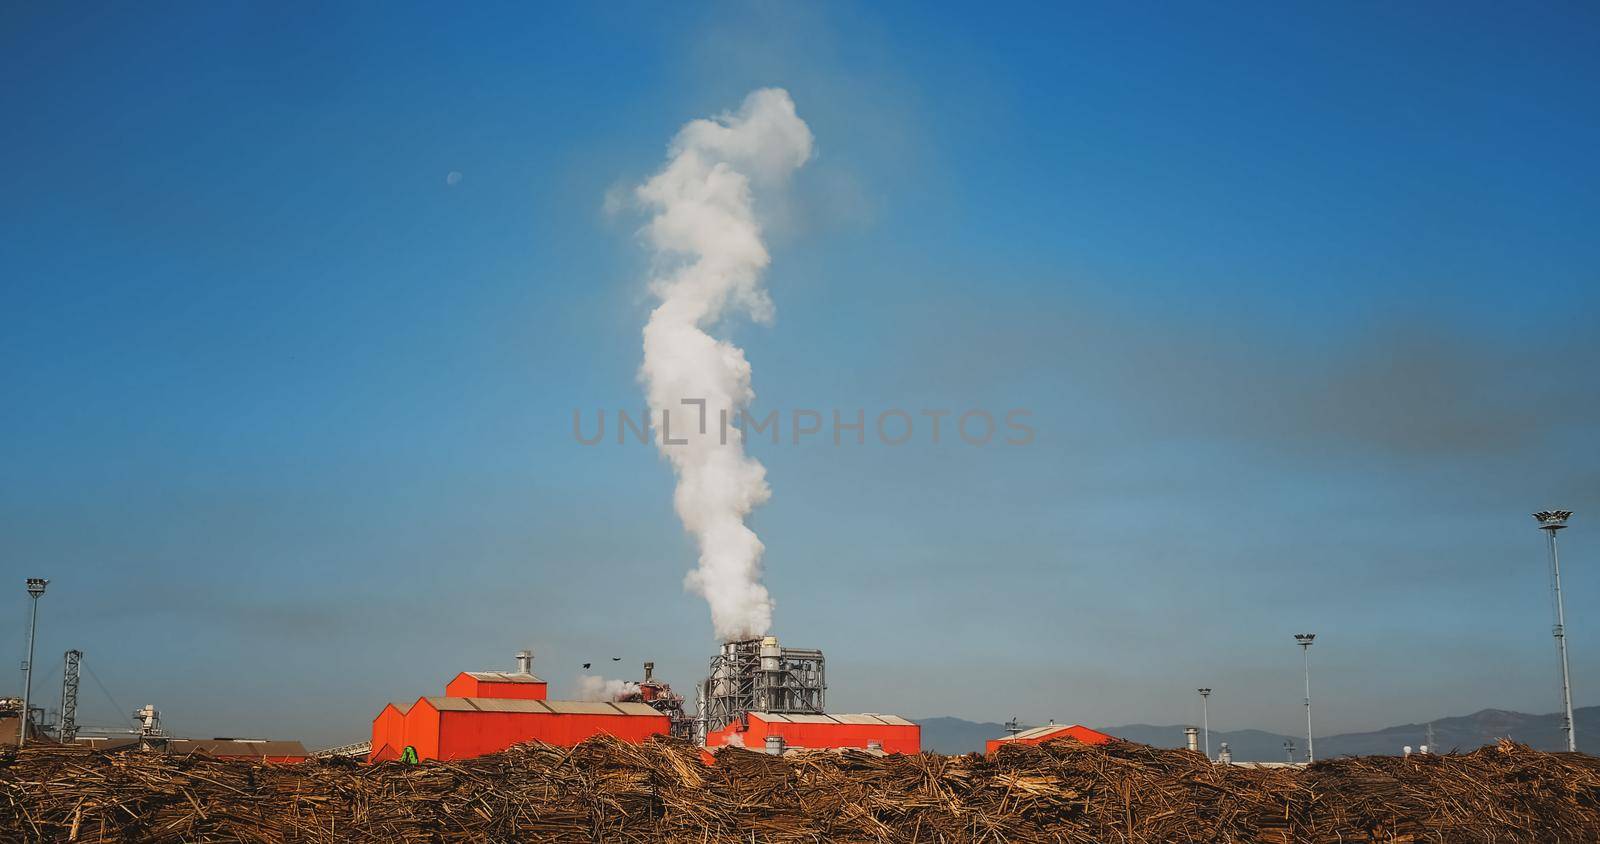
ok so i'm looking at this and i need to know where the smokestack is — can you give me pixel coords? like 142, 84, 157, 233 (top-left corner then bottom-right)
1184, 727, 1199, 753
765, 735, 785, 755
1217, 742, 1232, 764
515, 650, 533, 675
643, 661, 654, 682
633, 89, 814, 642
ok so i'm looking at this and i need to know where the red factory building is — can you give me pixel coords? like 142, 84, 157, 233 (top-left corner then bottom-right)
985, 723, 1115, 755
706, 712, 921, 755
370, 652, 670, 762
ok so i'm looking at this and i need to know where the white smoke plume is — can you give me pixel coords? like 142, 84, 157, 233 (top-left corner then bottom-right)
634, 89, 813, 642
576, 675, 641, 702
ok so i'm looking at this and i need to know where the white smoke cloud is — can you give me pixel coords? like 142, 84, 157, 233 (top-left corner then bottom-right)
634, 88, 814, 642
576, 675, 641, 702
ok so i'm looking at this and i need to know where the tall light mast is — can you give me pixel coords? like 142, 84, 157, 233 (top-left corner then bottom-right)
1196, 688, 1212, 760
1534, 510, 1577, 752
1294, 633, 1316, 763
19, 578, 49, 747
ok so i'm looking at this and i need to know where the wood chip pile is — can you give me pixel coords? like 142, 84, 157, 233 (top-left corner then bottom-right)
3, 736, 1598, 842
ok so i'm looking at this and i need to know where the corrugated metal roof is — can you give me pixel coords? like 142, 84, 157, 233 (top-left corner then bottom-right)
1003, 725, 1080, 741
463, 671, 545, 683
469, 698, 553, 713
422, 697, 664, 717
542, 700, 627, 715
830, 713, 917, 726
750, 712, 917, 727
776, 713, 838, 724
611, 702, 666, 717
424, 697, 483, 712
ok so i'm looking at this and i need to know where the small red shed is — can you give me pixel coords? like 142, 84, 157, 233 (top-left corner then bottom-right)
985, 724, 1115, 755
444, 671, 548, 701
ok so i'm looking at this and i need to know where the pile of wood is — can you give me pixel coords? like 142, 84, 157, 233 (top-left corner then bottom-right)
3, 736, 1598, 842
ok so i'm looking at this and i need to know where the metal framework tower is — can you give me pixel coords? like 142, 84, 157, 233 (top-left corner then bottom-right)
1535, 510, 1577, 752
696, 636, 825, 741
1295, 633, 1316, 763
58, 650, 82, 743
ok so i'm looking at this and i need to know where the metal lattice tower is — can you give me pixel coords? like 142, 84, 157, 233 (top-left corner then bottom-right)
58, 650, 82, 743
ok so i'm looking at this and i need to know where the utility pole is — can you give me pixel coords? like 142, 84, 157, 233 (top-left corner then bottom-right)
19, 578, 49, 747
1535, 510, 1577, 752
1197, 688, 1212, 760
1295, 633, 1316, 763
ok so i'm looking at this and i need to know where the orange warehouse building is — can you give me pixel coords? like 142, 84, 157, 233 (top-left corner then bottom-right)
706, 712, 920, 755
985, 723, 1115, 755
370, 656, 670, 763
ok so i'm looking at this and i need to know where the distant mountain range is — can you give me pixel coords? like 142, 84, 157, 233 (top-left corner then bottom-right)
914, 706, 1600, 761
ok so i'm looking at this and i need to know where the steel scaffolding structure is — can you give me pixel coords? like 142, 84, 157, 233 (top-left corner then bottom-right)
696, 636, 825, 742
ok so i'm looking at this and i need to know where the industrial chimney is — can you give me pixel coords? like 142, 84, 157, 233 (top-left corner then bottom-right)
1184, 727, 1199, 754
515, 650, 534, 675
643, 661, 654, 682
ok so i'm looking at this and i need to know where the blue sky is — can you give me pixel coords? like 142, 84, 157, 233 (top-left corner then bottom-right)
3, 3, 1598, 748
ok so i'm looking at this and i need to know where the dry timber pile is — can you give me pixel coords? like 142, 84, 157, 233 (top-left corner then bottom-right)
3, 736, 1598, 842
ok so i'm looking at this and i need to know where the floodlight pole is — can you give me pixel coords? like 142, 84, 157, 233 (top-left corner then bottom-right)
1295, 633, 1315, 763
1535, 511, 1577, 752
20, 578, 49, 747
1197, 688, 1212, 760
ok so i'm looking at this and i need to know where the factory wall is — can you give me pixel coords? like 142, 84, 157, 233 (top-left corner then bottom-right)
400, 699, 441, 761
433, 710, 668, 760
370, 704, 406, 762
707, 713, 920, 755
